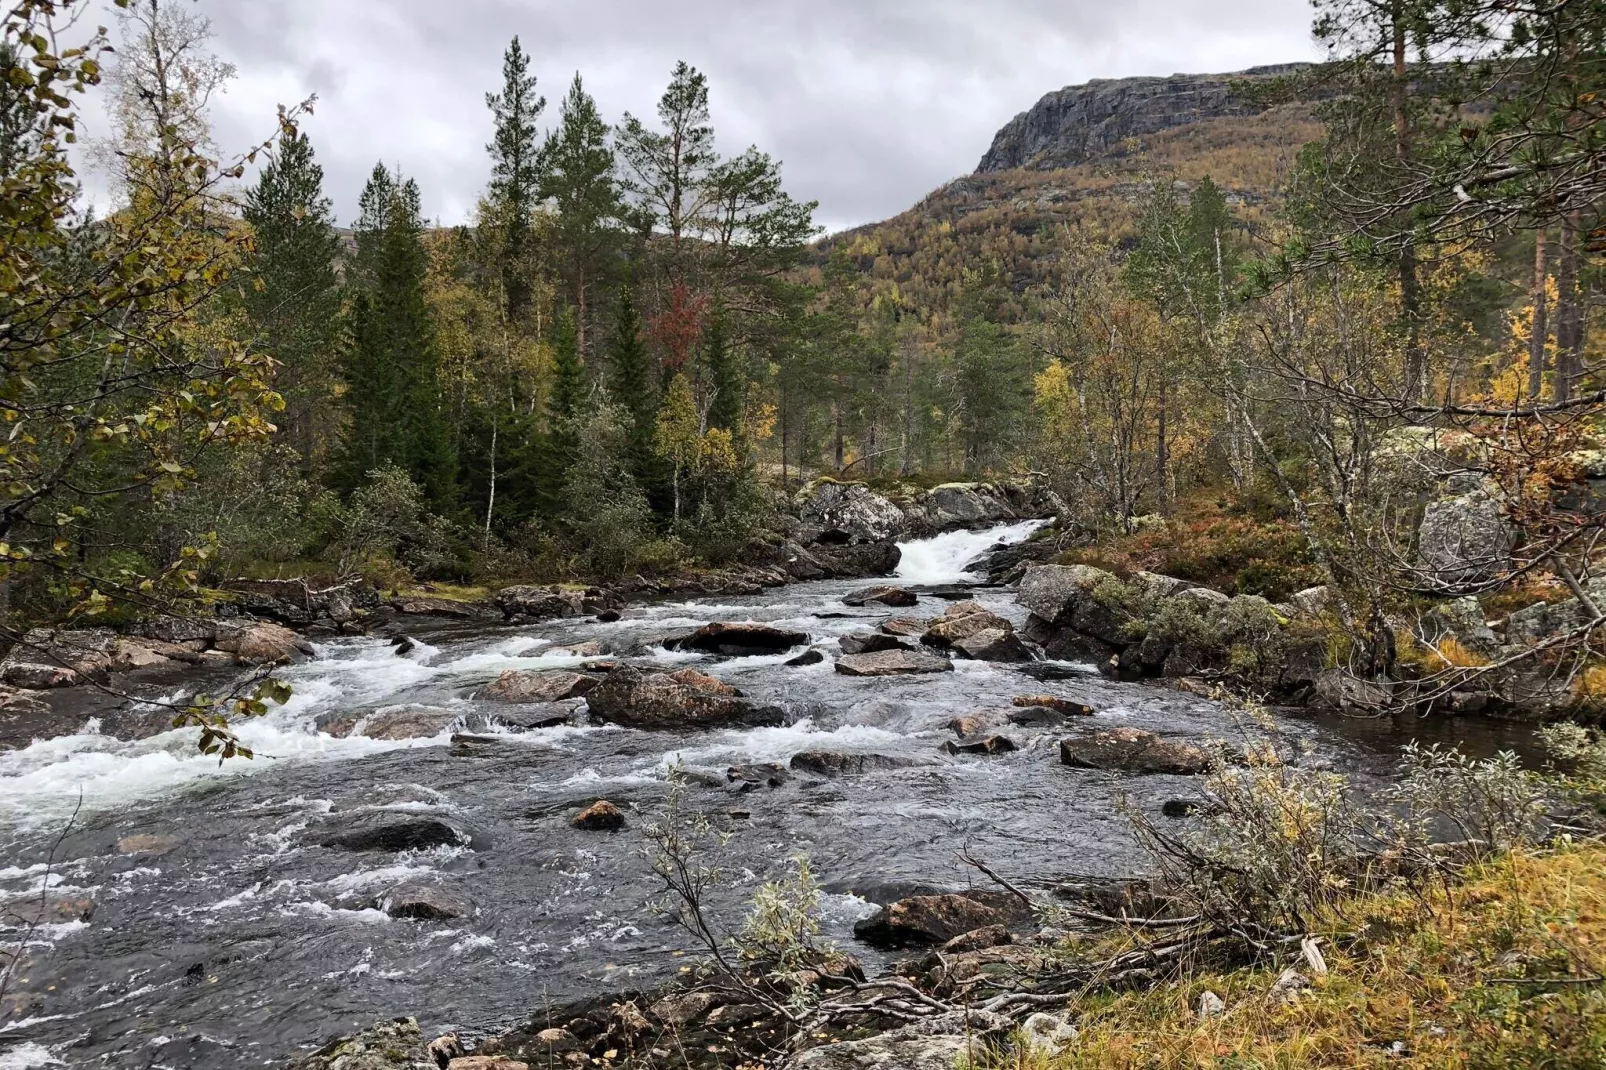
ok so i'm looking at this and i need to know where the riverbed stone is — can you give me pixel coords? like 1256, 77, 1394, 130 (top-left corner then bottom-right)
843, 585, 918, 608
834, 649, 954, 677
324, 708, 461, 741
790, 751, 919, 776
838, 632, 909, 655
785, 649, 826, 666
942, 735, 1017, 756
853, 894, 1006, 949
922, 603, 1013, 646
668, 622, 810, 656
951, 627, 1032, 662
880, 616, 929, 637
1013, 695, 1094, 716
571, 800, 626, 831
312, 813, 474, 853
380, 883, 468, 920
1059, 727, 1213, 775
584, 666, 782, 730
480, 670, 598, 703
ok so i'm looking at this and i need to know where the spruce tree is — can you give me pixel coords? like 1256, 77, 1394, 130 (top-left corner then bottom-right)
540, 73, 622, 357
703, 309, 743, 434
608, 283, 657, 461
342, 164, 456, 505
241, 130, 342, 470
485, 36, 544, 321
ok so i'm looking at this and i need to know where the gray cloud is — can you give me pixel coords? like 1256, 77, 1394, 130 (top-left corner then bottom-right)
107, 0, 1322, 233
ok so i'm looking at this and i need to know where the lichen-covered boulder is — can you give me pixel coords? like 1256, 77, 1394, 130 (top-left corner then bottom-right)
834, 649, 955, 677
1418, 489, 1515, 587
795, 480, 907, 544
584, 666, 783, 730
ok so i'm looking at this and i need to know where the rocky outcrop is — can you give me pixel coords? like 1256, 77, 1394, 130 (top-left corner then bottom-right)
583, 666, 784, 730
782, 1012, 1010, 1070
0, 619, 313, 688
795, 480, 908, 544
1417, 487, 1515, 588
835, 649, 954, 677
287, 1017, 438, 1069
977, 65, 1309, 172
493, 585, 620, 622
219, 579, 380, 633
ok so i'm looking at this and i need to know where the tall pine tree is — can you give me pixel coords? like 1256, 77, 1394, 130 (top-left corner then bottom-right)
241, 130, 342, 472
540, 73, 623, 358
608, 283, 657, 467
485, 36, 544, 322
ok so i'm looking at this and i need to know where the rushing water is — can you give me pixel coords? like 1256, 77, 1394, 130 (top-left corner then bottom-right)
0, 522, 1528, 1069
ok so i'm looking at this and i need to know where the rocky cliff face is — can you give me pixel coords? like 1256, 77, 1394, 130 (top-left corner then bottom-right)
977, 63, 1309, 172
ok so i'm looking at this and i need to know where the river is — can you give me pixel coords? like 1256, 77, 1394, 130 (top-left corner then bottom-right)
0, 521, 1538, 1068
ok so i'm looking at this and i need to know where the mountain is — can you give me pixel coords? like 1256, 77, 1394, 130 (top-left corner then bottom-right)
807, 66, 1321, 323
977, 64, 1312, 172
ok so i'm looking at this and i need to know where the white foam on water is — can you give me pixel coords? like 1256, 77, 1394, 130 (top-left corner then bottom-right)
659, 720, 911, 769
0, 1042, 65, 1068
894, 518, 1046, 586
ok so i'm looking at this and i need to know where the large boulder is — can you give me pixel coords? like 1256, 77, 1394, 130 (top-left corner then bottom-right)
951, 628, 1033, 662
584, 666, 783, 730
1503, 580, 1606, 648
881, 616, 929, 637
1313, 669, 1397, 712
1418, 488, 1515, 588
922, 601, 1014, 646
667, 622, 809, 657
379, 883, 467, 920
1017, 564, 1135, 646
1424, 595, 1501, 659
213, 621, 313, 665
903, 482, 1015, 534
812, 540, 902, 578
853, 894, 1006, 948
796, 480, 907, 544
835, 649, 954, 677
480, 670, 598, 703
1059, 727, 1214, 775
311, 813, 475, 853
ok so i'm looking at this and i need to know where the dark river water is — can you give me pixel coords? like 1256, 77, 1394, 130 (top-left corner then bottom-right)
0, 522, 1537, 1069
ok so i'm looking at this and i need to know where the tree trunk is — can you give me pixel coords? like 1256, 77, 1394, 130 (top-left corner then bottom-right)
483, 419, 498, 550
1392, 4, 1426, 405
1156, 365, 1169, 513
1529, 229, 1549, 400
1555, 214, 1583, 403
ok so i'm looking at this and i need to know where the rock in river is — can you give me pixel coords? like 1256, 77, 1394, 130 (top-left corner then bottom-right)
842, 585, 918, 608
950, 628, 1032, 662
311, 813, 475, 853
853, 893, 1006, 948
834, 649, 954, 677
1059, 727, 1214, 775
571, 800, 626, 831
584, 666, 784, 730
837, 632, 909, 655
287, 1017, 438, 1069
479, 670, 598, 703
667, 622, 809, 656
379, 883, 467, 920
789, 751, 918, 776
880, 616, 929, 637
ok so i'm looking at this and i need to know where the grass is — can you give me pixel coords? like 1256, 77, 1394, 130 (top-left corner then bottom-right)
993, 842, 1606, 1069
393, 581, 492, 602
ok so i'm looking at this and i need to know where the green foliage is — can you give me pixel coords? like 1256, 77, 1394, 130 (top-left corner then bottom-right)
559, 399, 660, 580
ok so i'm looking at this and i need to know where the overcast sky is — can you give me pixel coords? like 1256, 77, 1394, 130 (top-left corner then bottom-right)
97, 0, 1324, 234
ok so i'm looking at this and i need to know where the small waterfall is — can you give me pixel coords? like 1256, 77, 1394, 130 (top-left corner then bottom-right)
894, 519, 1045, 586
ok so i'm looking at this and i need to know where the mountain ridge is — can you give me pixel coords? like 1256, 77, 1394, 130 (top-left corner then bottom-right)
976, 62, 1314, 173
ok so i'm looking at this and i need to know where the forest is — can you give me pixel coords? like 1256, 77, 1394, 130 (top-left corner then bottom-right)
0, 0, 1604, 711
